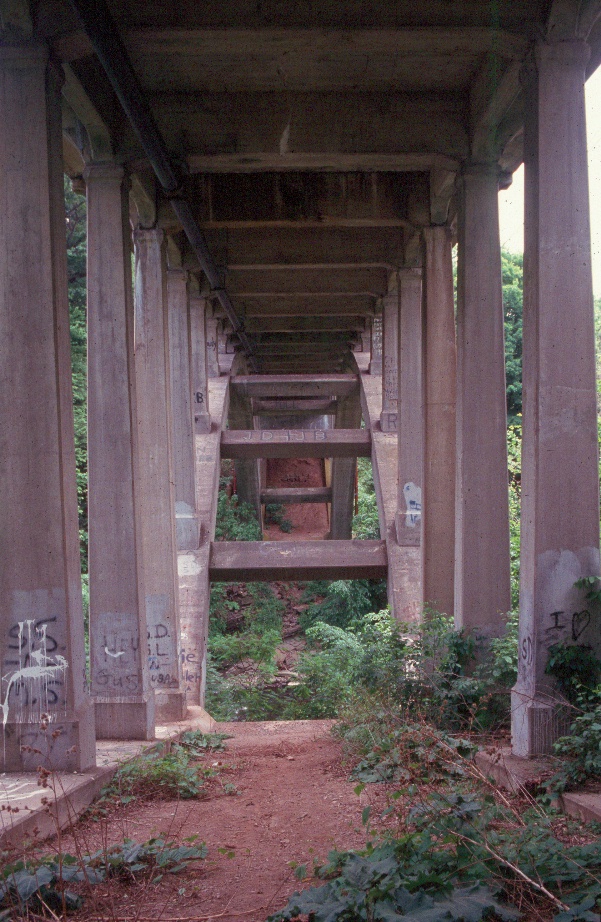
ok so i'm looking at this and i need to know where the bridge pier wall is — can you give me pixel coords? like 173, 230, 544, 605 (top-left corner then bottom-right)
86, 164, 155, 740
133, 228, 186, 722
0, 46, 95, 770
455, 166, 511, 637
422, 227, 457, 620
512, 40, 601, 757
168, 268, 201, 551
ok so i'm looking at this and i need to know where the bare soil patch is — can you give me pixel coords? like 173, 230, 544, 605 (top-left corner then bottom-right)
61, 720, 368, 922
263, 458, 329, 541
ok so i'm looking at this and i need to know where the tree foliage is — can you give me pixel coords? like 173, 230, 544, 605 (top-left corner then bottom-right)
65, 177, 88, 571
502, 250, 523, 424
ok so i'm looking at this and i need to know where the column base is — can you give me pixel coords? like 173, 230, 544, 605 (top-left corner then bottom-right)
1, 712, 96, 773
175, 502, 200, 550
155, 690, 187, 724
511, 688, 572, 757
380, 411, 398, 432
94, 695, 155, 740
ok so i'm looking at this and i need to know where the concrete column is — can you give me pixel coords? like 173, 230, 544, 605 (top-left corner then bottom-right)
330, 388, 362, 540
0, 48, 95, 770
190, 293, 211, 434
86, 164, 155, 740
370, 312, 383, 374
228, 383, 262, 521
422, 227, 456, 617
167, 269, 200, 551
455, 165, 511, 637
380, 292, 398, 431
206, 316, 220, 377
512, 42, 600, 757
395, 270, 424, 548
134, 228, 186, 722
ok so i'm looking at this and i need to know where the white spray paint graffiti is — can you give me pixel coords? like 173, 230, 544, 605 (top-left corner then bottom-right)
403, 482, 422, 527
1, 620, 68, 730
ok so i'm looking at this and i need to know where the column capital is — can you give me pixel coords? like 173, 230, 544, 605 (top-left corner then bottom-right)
167, 266, 189, 283
83, 162, 123, 185
422, 225, 452, 243
398, 266, 423, 280
461, 161, 502, 180
536, 38, 590, 68
133, 225, 164, 246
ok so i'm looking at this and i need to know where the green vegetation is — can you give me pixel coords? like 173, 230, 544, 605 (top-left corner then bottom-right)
265, 502, 293, 532
353, 456, 381, 539
270, 710, 601, 922
0, 835, 206, 919
98, 732, 231, 804
502, 250, 523, 425
214, 483, 263, 542
65, 177, 88, 573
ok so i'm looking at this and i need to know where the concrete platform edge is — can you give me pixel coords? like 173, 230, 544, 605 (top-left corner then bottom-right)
0, 707, 215, 849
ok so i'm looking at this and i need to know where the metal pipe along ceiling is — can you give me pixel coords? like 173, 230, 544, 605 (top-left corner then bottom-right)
67, 0, 257, 370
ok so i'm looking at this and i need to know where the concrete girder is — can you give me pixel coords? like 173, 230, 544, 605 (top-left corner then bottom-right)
61, 63, 113, 162
229, 316, 366, 333
219, 295, 377, 318
156, 171, 428, 233
224, 267, 389, 297
119, 28, 526, 93
121, 90, 470, 165
176, 227, 406, 272
46, 4, 550, 36
469, 57, 523, 162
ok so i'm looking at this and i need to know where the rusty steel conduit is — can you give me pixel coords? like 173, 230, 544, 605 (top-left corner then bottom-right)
68, 0, 257, 369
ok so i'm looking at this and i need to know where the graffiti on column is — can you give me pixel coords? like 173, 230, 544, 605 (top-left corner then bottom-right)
520, 607, 595, 672
1, 618, 68, 730
146, 594, 179, 688
372, 317, 382, 357
92, 612, 141, 695
403, 482, 422, 527
383, 356, 397, 406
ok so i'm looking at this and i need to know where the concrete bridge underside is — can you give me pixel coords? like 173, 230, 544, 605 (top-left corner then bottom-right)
2, 0, 601, 771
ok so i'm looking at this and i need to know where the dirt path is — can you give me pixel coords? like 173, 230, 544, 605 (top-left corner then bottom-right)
69, 720, 369, 922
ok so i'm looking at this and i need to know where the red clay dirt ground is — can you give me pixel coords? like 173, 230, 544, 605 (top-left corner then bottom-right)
45, 462, 355, 920
262, 457, 330, 541
61, 719, 372, 922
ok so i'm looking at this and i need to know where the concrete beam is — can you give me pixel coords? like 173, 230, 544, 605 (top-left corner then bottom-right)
221, 428, 371, 459
241, 343, 355, 358
209, 539, 388, 582
184, 152, 462, 174
253, 398, 337, 415
238, 315, 366, 333
260, 487, 332, 504
225, 267, 389, 296
62, 64, 113, 161
469, 57, 522, 160
142, 92, 467, 168
254, 359, 348, 374
231, 374, 358, 398
158, 171, 429, 231
190, 228, 405, 269
224, 295, 377, 317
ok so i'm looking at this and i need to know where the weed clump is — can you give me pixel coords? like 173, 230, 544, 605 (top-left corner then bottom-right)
101, 744, 208, 803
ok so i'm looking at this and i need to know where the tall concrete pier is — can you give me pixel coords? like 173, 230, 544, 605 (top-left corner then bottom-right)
1, 0, 599, 767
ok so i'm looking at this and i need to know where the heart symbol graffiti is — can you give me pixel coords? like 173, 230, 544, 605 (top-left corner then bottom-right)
572, 609, 591, 641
